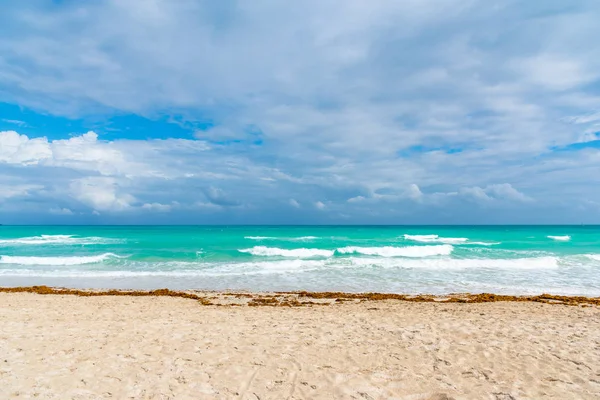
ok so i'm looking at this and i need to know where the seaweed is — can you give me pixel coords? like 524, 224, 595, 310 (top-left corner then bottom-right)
0, 286, 213, 305
1, 286, 598, 307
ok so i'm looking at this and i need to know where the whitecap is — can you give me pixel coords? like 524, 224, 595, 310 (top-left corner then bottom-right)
403, 234, 468, 244
239, 246, 334, 258
245, 236, 319, 241
336, 245, 453, 258
0, 235, 122, 246
548, 235, 571, 241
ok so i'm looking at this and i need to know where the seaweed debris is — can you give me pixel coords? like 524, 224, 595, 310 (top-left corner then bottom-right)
0, 286, 213, 305
1, 286, 599, 307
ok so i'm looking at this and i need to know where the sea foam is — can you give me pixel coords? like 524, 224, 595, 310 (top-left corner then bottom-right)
245, 236, 319, 241
349, 256, 559, 270
239, 246, 334, 258
548, 235, 571, 241
336, 245, 453, 257
0, 235, 121, 246
0, 253, 123, 266
403, 234, 468, 244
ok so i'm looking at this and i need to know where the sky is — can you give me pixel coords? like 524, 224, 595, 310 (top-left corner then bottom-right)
0, 0, 599, 225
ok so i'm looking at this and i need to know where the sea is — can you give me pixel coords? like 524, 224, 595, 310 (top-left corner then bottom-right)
1, 226, 599, 296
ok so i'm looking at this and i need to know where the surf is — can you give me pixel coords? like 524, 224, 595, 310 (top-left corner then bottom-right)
548, 235, 571, 241
0, 253, 124, 266
336, 245, 453, 257
0, 235, 122, 246
239, 246, 334, 258
403, 234, 468, 244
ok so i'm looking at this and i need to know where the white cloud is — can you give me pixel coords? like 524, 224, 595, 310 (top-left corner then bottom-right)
0, 131, 53, 165
459, 186, 492, 202
141, 203, 172, 212
69, 177, 135, 211
0, 130, 134, 174
49, 207, 73, 215
0, 184, 42, 200
1, 119, 27, 127
513, 55, 597, 91
485, 183, 533, 203
460, 184, 532, 203
405, 184, 423, 201
315, 201, 326, 210
289, 198, 300, 208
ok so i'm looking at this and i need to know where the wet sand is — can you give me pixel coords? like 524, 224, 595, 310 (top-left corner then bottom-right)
1, 290, 599, 399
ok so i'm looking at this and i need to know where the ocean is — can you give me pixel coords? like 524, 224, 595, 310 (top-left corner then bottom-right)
1, 226, 599, 295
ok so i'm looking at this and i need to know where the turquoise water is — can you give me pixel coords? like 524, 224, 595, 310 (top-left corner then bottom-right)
1, 226, 599, 295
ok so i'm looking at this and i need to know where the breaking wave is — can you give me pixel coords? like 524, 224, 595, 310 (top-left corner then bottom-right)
0, 235, 122, 246
240, 245, 453, 258
403, 234, 468, 244
0, 253, 124, 266
239, 246, 334, 258
548, 235, 571, 241
336, 245, 453, 258
244, 236, 319, 241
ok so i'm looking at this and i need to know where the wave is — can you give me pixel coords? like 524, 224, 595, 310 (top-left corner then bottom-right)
245, 236, 318, 241
0, 256, 562, 278
349, 256, 560, 270
240, 245, 453, 258
336, 245, 453, 257
239, 246, 334, 258
0, 235, 122, 246
466, 241, 501, 246
585, 254, 600, 261
0, 253, 123, 266
403, 234, 468, 244
548, 235, 571, 241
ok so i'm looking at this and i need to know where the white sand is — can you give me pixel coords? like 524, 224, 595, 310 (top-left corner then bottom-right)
1, 293, 599, 399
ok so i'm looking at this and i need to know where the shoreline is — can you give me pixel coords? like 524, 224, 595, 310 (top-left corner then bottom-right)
1, 285, 599, 306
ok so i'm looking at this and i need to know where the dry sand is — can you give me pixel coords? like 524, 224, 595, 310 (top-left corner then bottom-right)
1, 292, 599, 399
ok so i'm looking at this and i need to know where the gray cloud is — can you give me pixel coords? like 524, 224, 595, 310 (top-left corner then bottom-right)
0, 1, 599, 223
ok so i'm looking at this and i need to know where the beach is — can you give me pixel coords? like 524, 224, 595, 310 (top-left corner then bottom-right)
1, 291, 599, 399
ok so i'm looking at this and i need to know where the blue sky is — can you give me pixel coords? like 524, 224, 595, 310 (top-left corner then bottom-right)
1, 0, 600, 224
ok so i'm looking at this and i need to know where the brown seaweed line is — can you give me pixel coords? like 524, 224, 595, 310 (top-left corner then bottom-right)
0, 286, 213, 305
293, 291, 600, 306
1, 286, 599, 306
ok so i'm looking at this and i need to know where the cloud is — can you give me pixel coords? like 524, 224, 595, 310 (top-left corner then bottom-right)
0, 1, 598, 223
460, 184, 533, 203
405, 184, 423, 202
69, 177, 135, 211
2, 119, 27, 127
512, 54, 597, 91
49, 207, 73, 215
0, 131, 53, 165
315, 201, 326, 210
141, 203, 172, 212
204, 187, 240, 207
485, 183, 533, 203
0, 184, 42, 200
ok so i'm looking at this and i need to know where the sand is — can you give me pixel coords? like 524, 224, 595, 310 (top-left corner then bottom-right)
1, 292, 599, 399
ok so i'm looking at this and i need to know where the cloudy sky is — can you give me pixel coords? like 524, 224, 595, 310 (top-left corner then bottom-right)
1, 0, 599, 224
